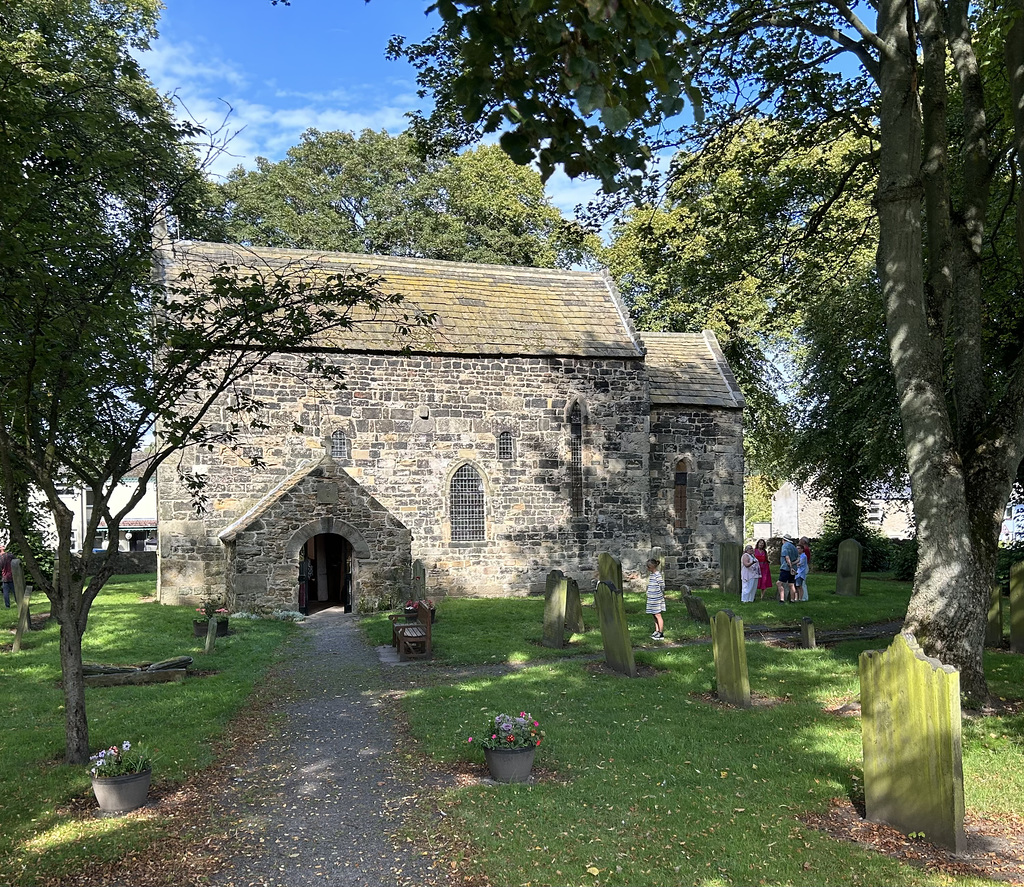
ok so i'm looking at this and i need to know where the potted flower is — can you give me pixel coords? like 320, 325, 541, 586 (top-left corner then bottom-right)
467, 711, 544, 782
403, 598, 437, 623
194, 599, 230, 637
88, 740, 153, 813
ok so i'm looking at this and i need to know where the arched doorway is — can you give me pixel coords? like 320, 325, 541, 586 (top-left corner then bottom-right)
299, 533, 353, 614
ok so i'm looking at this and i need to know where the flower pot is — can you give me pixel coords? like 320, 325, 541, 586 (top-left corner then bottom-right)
194, 619, 228, 637
91, 769, 151, 813
484, 746, 536, 783
403, 608, 418, 621
429, 607, 437, 624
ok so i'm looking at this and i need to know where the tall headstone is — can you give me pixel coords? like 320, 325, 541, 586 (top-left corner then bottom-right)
411, 559, 427, 599
1010, 561, 1024, 654
11, 559, 32, 654
985, 584, 1003, 647
720, 542, 742, 596
594, 553, 636, 678
800, 617, 816, 649
542, 570, 568, 649
860, 633, 965, 851
711, 609, 750, 707
204, 614, 219, 654
564, 577, 585, 635
835, 538, 863, 596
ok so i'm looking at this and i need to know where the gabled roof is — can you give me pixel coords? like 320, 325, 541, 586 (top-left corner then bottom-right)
160, 241, 645, 360
642, 331, 745, 409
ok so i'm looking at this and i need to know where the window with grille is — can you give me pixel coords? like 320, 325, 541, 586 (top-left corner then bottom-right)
330, 430, 350, 460
569, 403, 583, 517
674, 459, 688, 529
498, 431, 514, 461
450, 464, 485, 541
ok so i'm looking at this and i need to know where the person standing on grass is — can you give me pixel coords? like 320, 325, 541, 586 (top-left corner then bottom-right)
0, 543, 14, 609
754, 539, 773, 600
795, 537, 810, 601
778, 536, 798, 602
646, 557, 666, 639
741, 544, 759, 603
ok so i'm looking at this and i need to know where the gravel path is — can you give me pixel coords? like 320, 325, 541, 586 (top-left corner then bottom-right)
211, 610, 438, 887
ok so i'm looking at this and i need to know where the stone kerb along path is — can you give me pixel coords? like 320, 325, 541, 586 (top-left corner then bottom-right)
710, 609, 750, 707
859, 632, 965, 852
594, 552, 636, 678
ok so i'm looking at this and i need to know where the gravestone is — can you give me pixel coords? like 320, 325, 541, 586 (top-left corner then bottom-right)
412, 559, 427, 599
542, 570, 568, 649
720, 542, 742, 596
860, 633, 965, 851
1011, 561, 1024, 654
836, 538, 863, 596
564, 577, 585, 635
985, 584, 1003, 647
683, 590, 710, 624
11, 560, 33, 654
800, 617, 816, 649
594, 553, 636, 678
711, 609, 750, 707
204, 615, 220, 654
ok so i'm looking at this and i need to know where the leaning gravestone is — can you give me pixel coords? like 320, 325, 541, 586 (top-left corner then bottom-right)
542, 570, 568, 649
412, 559, 427, 599
683, 589, 710, 624
985, 584, 1003, 647
1010, 561, 1024, 654
564, 576, 585, 635
594, 553, 636, 678
720, 542, 742, 596
860, 633, 965, 852
835, 538, 863, 596
711, 609, 750, 707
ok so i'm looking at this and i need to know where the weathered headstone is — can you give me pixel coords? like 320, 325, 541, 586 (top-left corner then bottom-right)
1010, 561, 1024, 654
985, 584, 1003, 647
11, 559, 32, 653
564, 577, 585, 635
835, 538, 863, 596
720, 542, 742, 596
860, 633, 965, 851
412, 559, 427, 599
682, 590, 710, 624
800, 617, 816, 649
542, 570, 568, 649
594, 553, 636, 678
711, 609, 750, 707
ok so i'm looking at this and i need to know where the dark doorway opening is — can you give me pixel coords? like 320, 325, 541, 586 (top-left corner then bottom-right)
299, 533, 352, 614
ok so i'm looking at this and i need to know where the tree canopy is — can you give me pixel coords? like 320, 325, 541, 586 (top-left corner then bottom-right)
214, 129, 599, 268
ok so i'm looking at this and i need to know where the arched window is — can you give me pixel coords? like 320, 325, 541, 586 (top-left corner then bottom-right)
450, 464, 485, 541
569, 402, 583, 517
498, 430, 514, 461
674, 458, 689, 529
330, 430, 350, 461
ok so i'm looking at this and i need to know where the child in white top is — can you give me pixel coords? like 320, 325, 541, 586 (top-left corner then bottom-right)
646, 558, 666, 639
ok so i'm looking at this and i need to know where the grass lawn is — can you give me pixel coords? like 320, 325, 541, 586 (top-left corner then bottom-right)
363, 574, 1024, 886
0, 574, 296, 886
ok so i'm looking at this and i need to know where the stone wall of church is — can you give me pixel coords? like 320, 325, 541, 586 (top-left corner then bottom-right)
157, 351, 656, 607
648, 406, 745, 588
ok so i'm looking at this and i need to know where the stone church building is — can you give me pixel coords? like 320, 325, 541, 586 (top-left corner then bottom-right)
155, 241, 744, 613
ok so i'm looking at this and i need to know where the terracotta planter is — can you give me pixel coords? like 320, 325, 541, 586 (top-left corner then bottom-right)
193, 619, 228, 637
91, 769, 151, 813
483, 746, 536, 783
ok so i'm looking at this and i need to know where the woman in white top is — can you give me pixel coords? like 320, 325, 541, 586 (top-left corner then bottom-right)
740, 544, 760, 603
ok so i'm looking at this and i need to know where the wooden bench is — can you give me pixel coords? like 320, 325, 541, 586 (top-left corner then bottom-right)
388, 601, 432, 661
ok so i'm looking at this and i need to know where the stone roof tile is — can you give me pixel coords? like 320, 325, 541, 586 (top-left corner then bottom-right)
642, 331, 745, 409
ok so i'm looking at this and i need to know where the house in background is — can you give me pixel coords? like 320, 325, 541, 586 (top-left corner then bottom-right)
771, 481, 915, 540
56, 451, 158, 553
154, 242, 746, 613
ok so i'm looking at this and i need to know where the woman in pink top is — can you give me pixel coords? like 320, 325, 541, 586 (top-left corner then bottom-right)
754, 539, 773, 600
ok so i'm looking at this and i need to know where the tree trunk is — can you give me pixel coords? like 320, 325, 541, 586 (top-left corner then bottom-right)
58, 609, 90, 764
875, 0, 989, 698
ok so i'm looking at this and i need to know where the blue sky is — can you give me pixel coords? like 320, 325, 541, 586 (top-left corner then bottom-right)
143, 1, 599, 215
